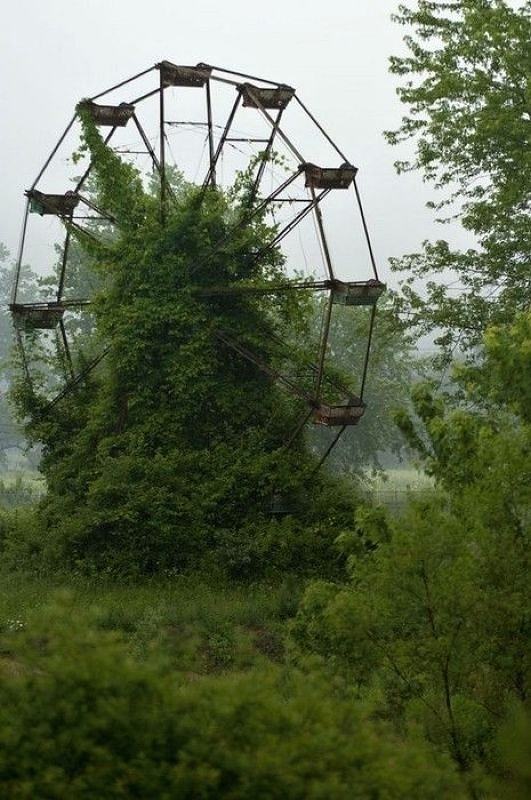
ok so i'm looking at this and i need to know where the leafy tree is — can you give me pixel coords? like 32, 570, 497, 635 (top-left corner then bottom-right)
0, 245, 35, 467
10, 112, 359, 575
292, 313, 531, 793
387, 0, 531, 356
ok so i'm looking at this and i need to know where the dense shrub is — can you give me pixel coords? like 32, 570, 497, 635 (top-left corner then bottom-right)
0, 598, 464, 799
292, 487, 530, 794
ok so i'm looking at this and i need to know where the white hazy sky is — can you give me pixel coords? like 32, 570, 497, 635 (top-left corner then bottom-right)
0, 0, 467, 286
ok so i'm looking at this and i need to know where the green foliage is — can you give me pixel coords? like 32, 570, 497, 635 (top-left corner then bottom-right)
0, 596, 464, 799
11, 110, 360, 576
293, 488, 530, 792
387, 0, 531, 354
494, 702, 531, 799
292, 315, 531, 792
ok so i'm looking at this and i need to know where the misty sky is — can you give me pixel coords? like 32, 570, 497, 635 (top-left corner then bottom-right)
0, 0, 469, 288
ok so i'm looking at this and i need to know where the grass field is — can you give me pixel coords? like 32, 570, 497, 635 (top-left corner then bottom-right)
0, 572, 301, 677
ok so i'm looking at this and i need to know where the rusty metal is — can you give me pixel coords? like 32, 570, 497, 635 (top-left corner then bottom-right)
205, 80, 216, 187
204, 63, 286, 87
215, 329, 316, 406
26, 190, 79, 217
353, 177, 380, 281
314, 291, 333, 401
202, 92, 241, 189
14, 327, 32, 389
132, 114, 163, 180
90, 65, 156, 101
239, 83, 295, 110
30, 114, 77, 190
313, 402, 365, 427
157, 61, 212, 88
79, 101, 135, 127
59, 319, 75, 379
10, 302, 65, 330
226, 137, 270, 143
45, 346, 111, 412
249, 107, 285, 204
304, 163, 357, 190
13, 60, 382, 467
75, 193, 117, 224
241, 85, 304, 163
309, 185, 335, 281
252, 188, 330, 262
294, 95, 349, 163
128, 88, 161, 105
57, 229, 71, 301
359, 305, 377, 401
331, 279, 385, 306
11, 196, 30, 305
313, 425, 347, 473
159, 70, 166, 223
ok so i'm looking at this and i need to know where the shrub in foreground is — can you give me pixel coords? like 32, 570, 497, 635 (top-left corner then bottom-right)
0, 597, 463, 799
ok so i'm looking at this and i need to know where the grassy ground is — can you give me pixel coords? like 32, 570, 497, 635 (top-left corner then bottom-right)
0, 572, 301, 677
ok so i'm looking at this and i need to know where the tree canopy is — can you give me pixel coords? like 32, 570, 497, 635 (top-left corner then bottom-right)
387, 0, 531, 355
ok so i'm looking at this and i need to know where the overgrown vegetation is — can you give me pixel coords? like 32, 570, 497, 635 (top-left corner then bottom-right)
10, 110, 361, 578
1, 1, 529, 797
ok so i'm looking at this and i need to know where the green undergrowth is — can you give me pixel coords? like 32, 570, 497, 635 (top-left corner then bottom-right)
0, 573, 465, 799
0, 571, 300, 677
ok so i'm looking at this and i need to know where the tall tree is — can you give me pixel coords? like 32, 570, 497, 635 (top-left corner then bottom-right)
387, 0, 531, 356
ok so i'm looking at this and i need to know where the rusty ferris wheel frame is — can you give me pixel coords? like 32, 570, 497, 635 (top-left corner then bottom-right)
10, 60, 385, 468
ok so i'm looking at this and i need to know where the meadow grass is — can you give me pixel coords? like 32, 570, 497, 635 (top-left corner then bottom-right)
0, 571, 301, 675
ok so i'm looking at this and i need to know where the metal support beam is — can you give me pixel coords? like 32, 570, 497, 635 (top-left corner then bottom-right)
58, 319, 75, 380
248, 107, 284, 205
128, 87, 161, 105
243, 86, 304, 163
90, 65, 156, 101
313, 425, 348, 473
132, 113, 160, 176
284, 408, 313, 450
11, 197, 30, 305
205, 80, 216, 188
46, 346, 111, 412
309, 184, 335, 281
353, 177, 380, 281
30, 114, 77, 190
294, 96, 349, 163
215, 329, 316, 406
76, 194, 117, 224
159, 72, 166, 224
57, 228, 71, 302
202, 92, 241, 190
252, 188, 329, 262
206, 63, 286, 87
359, 305, 377, 401
314, 291, 334, 401
199, 279, 333, 297
14, 328, 32, 389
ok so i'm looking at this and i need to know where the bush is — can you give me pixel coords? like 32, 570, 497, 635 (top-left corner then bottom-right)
0, 508, 47, 575
0, 597, 464, 799
292, 491, 531, 791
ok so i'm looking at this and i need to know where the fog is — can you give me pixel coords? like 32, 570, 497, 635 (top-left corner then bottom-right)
0, 0, 470, 287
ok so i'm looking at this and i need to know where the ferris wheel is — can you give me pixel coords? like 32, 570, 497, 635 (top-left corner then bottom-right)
10, 60, 385, 467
